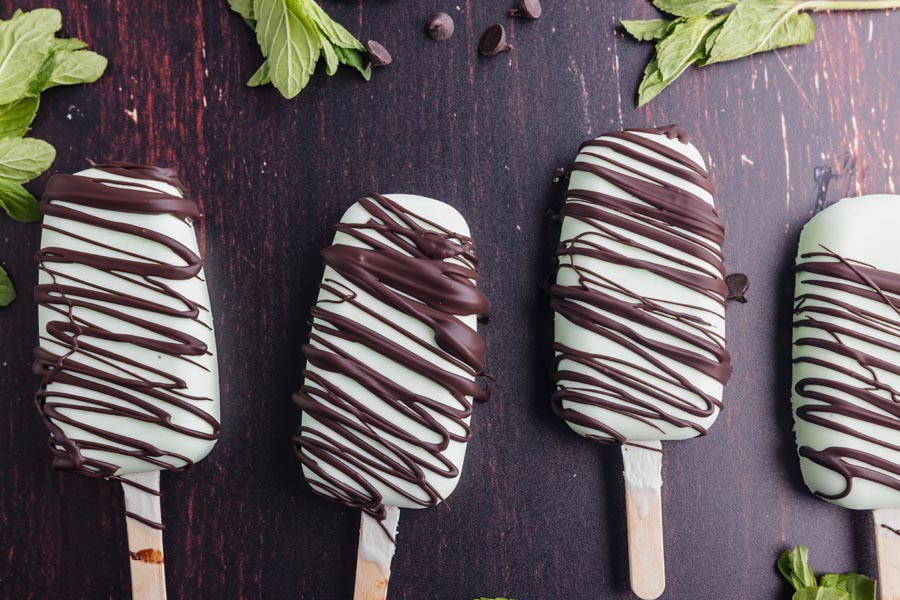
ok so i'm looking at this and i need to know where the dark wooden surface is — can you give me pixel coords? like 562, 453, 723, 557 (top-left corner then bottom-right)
1, 1, 898, 598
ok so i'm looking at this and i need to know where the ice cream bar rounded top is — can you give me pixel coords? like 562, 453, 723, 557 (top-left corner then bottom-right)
792, 194, 900, 510
293, 193, 490, 521
551, 125, 730, 444
34, 164, 220, 479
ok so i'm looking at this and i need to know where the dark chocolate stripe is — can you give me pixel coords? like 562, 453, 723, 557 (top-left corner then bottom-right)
793, 246, 900, 501
292, 194, 489, 522
551, 125, 729, 444
33, 164, 220, 485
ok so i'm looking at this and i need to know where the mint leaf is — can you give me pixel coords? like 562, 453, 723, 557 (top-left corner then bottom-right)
704, 23, 723, 55
319, 35, 339, 76
820, 573, 877, 600
0, 8, 105, 101
295, 0, 370, 79
27, 51, 57, 95
656, 15, 726, 80
50, 37, 87, 52
234, 0, 370, 97
300, 0, 363, 50
0, 137, 55, 183
621, 19, 673, 41
43, 49, 107, 88
0, 8, 61, 104
637, 58, 667, 107
333, 44, 371, 80
778, 546, 818, 591
0, 96, 39, 138
247, 60, 271, 86
252, 0, 320, 98
793, 588, 850, 600
6, 8, 61, 37
704, 1, 815, 65
652, 0, 736, 17
777, 545, 877, 600
229, 0, 255, 22
0, 177, 41, 222
0, 265, 14, 307
636, 14, 725, 106
0, 8, 105, 228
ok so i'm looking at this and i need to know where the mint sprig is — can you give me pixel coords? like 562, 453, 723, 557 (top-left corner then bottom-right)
777, 546, 876, 600
228, 0, 372, 99
622, 0, 900, 107
819, 574, 877, 600
0, 7, 107, 306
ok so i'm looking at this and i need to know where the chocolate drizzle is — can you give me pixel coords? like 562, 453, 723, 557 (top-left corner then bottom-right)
292, 194, 489, 522
33, 163, 220, 483
793, 245, 900, 502
628, 124, 692, 144
550, 125, 730, 444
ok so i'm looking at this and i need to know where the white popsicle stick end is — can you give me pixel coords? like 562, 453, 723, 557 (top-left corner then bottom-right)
354, 506, 400, 600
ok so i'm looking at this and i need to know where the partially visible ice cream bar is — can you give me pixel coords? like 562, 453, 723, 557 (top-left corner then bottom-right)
792, 194, 900, 510
34, 163, 221, 480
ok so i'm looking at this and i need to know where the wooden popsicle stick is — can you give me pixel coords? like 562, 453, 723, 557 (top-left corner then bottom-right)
354, 506, 400, 600
622, 441, 665, 600
121, 472, 167, 600
874, 508, 900, 600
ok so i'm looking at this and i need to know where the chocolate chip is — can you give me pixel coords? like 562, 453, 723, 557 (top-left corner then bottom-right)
725, 273, 749, 303
479, 24, 511, 56
426, 12, 454, 41
366, 40, 392, 67
509, 0, 541, 19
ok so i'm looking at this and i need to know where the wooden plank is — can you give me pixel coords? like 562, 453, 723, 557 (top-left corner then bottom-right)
0, 0, 898, 598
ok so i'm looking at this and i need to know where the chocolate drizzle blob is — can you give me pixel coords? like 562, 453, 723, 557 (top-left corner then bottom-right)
550, 125, 730, 444
793, 244, 900, 502
293, 193, 490, 522
33, 163, 220, 486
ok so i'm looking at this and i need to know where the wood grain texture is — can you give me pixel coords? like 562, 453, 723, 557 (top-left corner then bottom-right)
625, 486, 665, 600
1, 1, 899, 598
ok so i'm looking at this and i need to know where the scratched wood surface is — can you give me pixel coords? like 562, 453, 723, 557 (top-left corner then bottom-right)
0, 1, 898, 599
